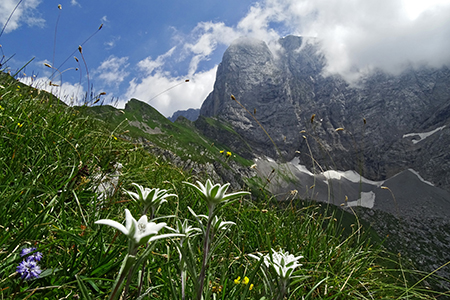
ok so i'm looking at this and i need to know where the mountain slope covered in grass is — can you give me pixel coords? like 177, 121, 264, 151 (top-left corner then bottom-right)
1, 72, 447, 299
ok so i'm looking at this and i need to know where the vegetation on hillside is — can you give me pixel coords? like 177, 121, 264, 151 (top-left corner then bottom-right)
1, 69, 448, 299
82, 98, 252, 167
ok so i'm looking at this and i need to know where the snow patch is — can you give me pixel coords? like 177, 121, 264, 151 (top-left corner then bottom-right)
403, 125, 446, 144
288, 157, 313, 176
346, 191, 375, 208
288, 158, 383, 186
408, 169, 435, 186
322, 170, 384, 186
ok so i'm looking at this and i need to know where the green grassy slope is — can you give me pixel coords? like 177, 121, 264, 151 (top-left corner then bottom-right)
0, 72, 446, 299
81, 98, 253, 167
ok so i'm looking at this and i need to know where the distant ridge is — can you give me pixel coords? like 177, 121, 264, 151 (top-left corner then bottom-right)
168, 108, 200, 122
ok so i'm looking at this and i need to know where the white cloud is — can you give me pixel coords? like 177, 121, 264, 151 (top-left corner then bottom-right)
122, 0, 450, 116
228, 0, 450, 80
124, 66, 217, 117
236, 1, 284, 41
94, 55, 130, 87
0, 0, 44, 34
19, 75, 86, 105
179, 0, 450, 81
183, 22, 239, 75
290, 0, 450, 79
137, 47, 176, 75
104, 36, 121, 49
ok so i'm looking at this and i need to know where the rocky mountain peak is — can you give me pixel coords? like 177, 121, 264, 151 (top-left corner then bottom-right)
198, 35, 450, 192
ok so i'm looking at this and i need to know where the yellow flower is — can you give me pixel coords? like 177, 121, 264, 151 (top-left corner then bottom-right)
0, 105, 4, 110
17, 123, 23, 127
249, 283, 254, 290
219, 150, 224, 154
226, 151, 232, 157
234, 276, 241, 284
242, 276, 249, 285
212, 285, 222, 293
157, 267, 162, 273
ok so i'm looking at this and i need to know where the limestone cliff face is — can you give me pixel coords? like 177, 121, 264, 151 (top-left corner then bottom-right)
199, 35, 450, 192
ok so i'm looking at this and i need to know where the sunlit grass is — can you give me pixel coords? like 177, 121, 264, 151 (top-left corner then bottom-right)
0, 72, 448, 299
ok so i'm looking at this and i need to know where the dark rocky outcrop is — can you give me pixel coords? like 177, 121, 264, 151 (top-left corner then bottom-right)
168, 108, 200, 122
198, 35, 450, 192
197, 35, 450, 287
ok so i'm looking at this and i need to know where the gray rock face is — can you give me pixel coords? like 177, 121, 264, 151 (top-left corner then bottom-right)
199, 35, 450, 192
199, 35, 450, 287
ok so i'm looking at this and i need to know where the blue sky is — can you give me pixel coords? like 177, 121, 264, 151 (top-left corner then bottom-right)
1, 0, 450, 117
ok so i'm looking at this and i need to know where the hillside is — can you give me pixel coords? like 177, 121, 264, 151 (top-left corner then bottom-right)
81, 98, 255, 189
1, 71, 447, 299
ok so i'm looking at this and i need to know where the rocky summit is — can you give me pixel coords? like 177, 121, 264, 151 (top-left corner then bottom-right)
198, 35, 450, 193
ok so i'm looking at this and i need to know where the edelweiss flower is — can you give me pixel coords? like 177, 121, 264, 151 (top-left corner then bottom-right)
187, 206, 235, 233
184, 179, 250, 210
124, 183, 177, 215
166, 218, 202, 239
95, 209, 181, 251
249, 248, 303, 279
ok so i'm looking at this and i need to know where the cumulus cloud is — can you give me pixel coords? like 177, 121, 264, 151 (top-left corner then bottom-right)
123, 0, 450, 116
293, 0, 450, 78
19, 75, 86, 105
0, 0, 45, 34
94, 55, 130, 87
137, 47, 176, 75
184, 22, 239, 75
124, 65, 217, 117
176, 0, 450, 81
226, 0, 450, 80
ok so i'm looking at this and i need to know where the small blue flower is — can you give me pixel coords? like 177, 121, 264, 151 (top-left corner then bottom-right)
20, 247, 43, 262
16, 260, 41, 280
27, 251, 43, 262
20, 247, 37, 257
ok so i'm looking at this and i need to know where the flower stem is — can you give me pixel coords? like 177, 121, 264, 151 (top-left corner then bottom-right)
196, 207, 214, 300
109, 254, 136, 300
278, 278, 288, 300
181, 268, 186, 300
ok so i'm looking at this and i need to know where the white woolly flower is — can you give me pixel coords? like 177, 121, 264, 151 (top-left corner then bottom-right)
249, 248, 303, 279
184, 179, 250, 210
124, 183, 177, 215
95, 209, 182, 251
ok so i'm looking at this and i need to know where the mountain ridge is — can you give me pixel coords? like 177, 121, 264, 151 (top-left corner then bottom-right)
198, 35, 450, 192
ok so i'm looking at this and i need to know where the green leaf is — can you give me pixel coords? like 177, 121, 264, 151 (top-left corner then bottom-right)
76, 274, 93, 300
